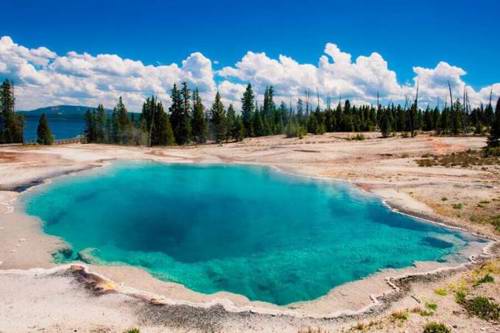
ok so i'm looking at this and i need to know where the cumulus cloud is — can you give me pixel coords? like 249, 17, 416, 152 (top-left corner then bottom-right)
219, 43, 405, 106
0, 36, 216, 110
0, 35, 498, 111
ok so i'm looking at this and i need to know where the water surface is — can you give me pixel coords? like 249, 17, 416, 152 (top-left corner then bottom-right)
24, 162, 472, 305
23, 116, 84, 141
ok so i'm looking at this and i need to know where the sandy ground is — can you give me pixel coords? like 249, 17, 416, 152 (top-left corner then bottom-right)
0, 133, 499, 332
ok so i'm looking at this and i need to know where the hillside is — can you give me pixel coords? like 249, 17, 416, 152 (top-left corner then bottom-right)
18, 105, 111, 118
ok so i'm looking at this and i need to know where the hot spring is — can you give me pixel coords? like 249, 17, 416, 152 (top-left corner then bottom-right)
24, 162, 474, 305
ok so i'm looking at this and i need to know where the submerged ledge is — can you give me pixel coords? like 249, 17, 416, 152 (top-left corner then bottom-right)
0, 242, 496, 322
1, 156, 497, 319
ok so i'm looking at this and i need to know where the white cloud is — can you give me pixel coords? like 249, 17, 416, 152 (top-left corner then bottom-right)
0, 36, 216, 110
0, 35, 498, 111
219, 43, 403, 106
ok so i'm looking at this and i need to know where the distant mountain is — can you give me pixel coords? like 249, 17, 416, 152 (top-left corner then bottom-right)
18, 105, 112, 118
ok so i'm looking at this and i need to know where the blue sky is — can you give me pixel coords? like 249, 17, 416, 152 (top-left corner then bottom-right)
3, 0, 499, 86
0, 0, 499, 110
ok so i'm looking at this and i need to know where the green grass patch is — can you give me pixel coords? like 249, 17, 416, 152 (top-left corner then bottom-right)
416, 150, 500, 168
473, 274, 494, 287
434, 288, 448, 296
463, 296, 499, 321
423, 322, 451, 333
390, 310, 409, 322
425, 302, 438, 311
455, 290, 467, 305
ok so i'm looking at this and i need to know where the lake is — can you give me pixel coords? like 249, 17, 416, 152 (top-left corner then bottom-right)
23, 162, 473, 305
23, 116, 85, 142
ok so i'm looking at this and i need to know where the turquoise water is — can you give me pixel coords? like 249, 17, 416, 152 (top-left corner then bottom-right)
24, 162, 471, 305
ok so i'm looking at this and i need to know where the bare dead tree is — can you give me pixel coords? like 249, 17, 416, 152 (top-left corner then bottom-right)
304, 89, 310, 116
448, 81, 454, 110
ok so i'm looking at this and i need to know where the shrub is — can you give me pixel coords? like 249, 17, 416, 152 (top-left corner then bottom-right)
464, 296, 499, 321
474, 274, 494, 287
491, 215, 500, 232
425, 302, 438, 311
352, 133, 365, 141
423, 322, 451, 333
455, 290, 466, 305
483, 147, 500, 157
285, 122, 306, 139
391, 310, 409, 322
124, 329, 140, 333
411, 307, 434, 317
434, 288, 448, 296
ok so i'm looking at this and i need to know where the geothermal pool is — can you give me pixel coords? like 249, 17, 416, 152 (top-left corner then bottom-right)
24, 162, 472, 305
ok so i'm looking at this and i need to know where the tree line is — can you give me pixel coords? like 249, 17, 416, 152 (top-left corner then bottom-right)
84, 82, 500, 150
0, 78, 498, 150
84, 82, 245, 146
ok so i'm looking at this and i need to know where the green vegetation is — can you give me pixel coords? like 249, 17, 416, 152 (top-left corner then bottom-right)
425, 302, 438, 311
434, 288, 448, 296
36, 113, 54, 145
285, 120, 306, 138
417, 149, 500, 168
486, 97, 500, 150
123, 329, 140, 333
412, 307, 434, 317
347, 133, 366, 141
491, 215, 500, 232
210, 92, 227, 143
390, 310, 409, 322
79, 80, 500, 147
0, 79, 24, 143
455, 290, 467, 305
463, 296, 499, 321
423, 322, 451, 333
1, 75, 496, 147
473, 274, 494, 287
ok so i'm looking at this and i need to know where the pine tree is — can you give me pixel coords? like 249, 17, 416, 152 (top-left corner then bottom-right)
210, 92, 226, 143
241, 84, 255, 136
156, 101, 175, 146
262, 86, 276, 132
169, 83, 191, 144
180, 82, 192, 142
84, 109, 97, 143
409, 103, 417, 137
112, 97, 131, 144
36, 113, 54, 145
487, 97, 500, 149
484, 93, 494, 128
380, 110, 392, 138
95, 104, 107, 143
0, 80, 23, 143
450, 99, 463, 135
253, 109, 265, 136
140, 96, 175, 146
225, 104, 236, 141
141, 97, 155, 146
231, 116, 245, 141
191, 88, 208, 143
